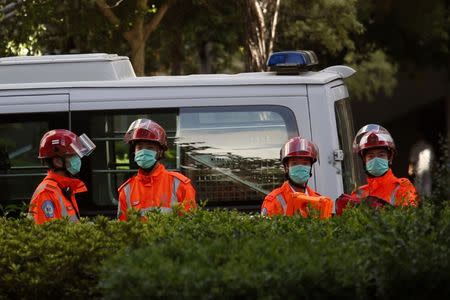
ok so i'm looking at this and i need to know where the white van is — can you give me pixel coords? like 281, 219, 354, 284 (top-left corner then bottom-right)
0, 52, 361, 216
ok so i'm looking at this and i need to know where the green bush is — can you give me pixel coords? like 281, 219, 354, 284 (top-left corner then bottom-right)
98, 205, 450, 299
0, 204, 449, 299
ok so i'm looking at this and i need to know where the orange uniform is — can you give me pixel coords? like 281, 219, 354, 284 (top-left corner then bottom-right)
117, 163, 196, 220
352, 169, 417, 206
29, 171, 86, 224
261, 181, 322, 216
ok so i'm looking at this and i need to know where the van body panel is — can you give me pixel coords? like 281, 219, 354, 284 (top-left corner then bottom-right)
0, 54, 135, 84
0, 93, 69, 113
0, 71, 341, 91
68, 85, 307, 110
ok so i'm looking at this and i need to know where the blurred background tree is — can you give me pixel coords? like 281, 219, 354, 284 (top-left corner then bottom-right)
5, 0, 444, 101
0, 0, 448, 180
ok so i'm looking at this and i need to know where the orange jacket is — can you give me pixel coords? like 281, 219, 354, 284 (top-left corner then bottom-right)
117, 163, 196, 220
29, 171, 86, 224
352, 169, 418, 206
261, 181, 328, 217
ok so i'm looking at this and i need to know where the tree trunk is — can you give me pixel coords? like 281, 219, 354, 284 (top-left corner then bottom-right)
129, 39, 146, 76
199, 41, 213, 74
96, 0, 172, 76
170, 29, 183, 75
243, 0, 281, 72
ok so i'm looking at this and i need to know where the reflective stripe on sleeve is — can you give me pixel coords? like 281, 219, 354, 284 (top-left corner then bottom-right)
276, 194, 287, 215
390, 183, 401, 205
58, 193, 78, 222
124, 183, 132, 209
170, 177, 181, 207
57, 193, 68, 217
31, 183, 48, 200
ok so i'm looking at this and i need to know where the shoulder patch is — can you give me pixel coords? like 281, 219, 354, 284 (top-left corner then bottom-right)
169, 171, 191, 184
41, 200, 55, 218
118, 176, 135, 192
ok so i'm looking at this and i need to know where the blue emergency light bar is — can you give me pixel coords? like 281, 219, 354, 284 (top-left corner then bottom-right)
267, 50, 318, 74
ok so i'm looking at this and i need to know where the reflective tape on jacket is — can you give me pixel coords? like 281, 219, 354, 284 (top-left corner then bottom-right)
124, 183, 132, 209
276, 194, 287, 215
171, 177, 181, 206
390, 183, 401, 205
123, 177, 182, 210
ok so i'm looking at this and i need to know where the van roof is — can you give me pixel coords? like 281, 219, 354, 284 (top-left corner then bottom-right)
0, 53, 348, 89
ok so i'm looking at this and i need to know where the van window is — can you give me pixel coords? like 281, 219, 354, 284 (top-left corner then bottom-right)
72, 105, 298, 212
179, 106, 298, 209
0, 113, 69, 209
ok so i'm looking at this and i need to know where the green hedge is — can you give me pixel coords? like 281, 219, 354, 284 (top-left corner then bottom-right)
1, 204, 449, 299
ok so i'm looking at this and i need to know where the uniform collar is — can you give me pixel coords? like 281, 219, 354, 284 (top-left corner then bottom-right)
367, 169, 400, 185
137, 163, 165, 183
45, 170, 87, 194
286, 181, 308, 194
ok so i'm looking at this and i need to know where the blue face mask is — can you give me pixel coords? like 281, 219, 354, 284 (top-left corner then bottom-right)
66, 155, 82, 175
366, 157, 389, 177
134, 149, 157, 169
289, 165, 311, 185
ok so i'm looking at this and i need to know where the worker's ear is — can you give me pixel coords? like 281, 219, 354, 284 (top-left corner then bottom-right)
52, 156, 64, 168
157, 146, 165, 160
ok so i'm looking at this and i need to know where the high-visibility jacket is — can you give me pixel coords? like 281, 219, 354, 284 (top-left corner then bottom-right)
117, 163, 196, 220
29, 170, 86, 224
351, 169, 418, 206
261, 181, 332, 218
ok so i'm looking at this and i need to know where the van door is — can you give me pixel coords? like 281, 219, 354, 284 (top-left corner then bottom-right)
0, 92, 69, 213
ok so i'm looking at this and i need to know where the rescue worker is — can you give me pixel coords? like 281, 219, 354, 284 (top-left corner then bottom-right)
117, 118, 196, 220
261, 136, 333, 217
29, 129, 96, 224
351, 125, 417, 206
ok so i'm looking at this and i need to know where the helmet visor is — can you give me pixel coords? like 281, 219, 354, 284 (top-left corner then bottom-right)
359, 132, 395, 151
352, 124, 389, 153
70, 133, 96, 157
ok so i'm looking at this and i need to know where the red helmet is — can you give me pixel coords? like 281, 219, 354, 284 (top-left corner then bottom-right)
280, 137, 319, 164
124, 118, 168, 150
357, 131, 395, 155
352, 124, 390, 153
39, 129, 96, 159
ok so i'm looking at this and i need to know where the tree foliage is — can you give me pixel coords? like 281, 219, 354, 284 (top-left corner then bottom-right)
0, 0, 447, 99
